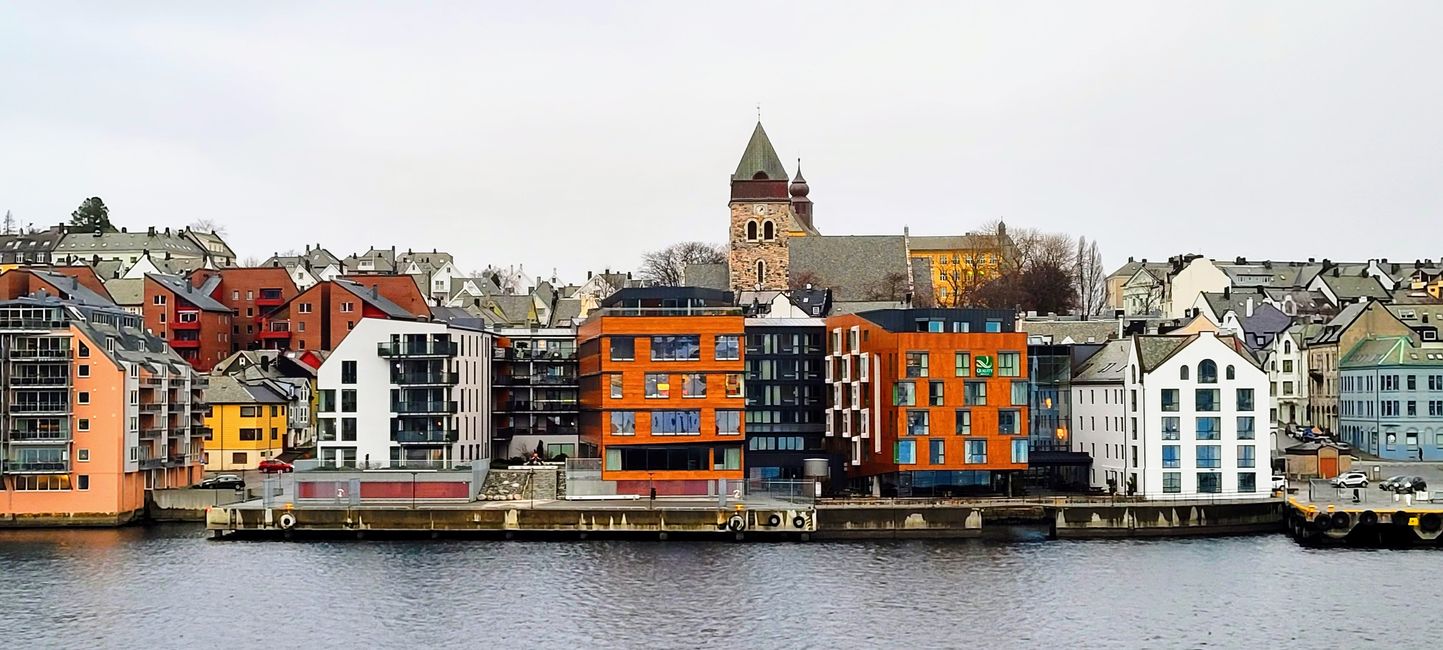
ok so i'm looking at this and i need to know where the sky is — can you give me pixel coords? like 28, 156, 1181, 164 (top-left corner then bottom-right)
2, 2, 1442, 283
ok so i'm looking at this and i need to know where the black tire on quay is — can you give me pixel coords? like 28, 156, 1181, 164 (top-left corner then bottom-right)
1313, 514, 1331, 531
1359, 510, 1378, 526
1421, 513, 1442, 533
1395, 510, 1411, 526
1329, 511, 1350, 531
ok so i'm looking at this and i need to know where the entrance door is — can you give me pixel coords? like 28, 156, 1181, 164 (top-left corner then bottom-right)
1319, 455, 1338, 478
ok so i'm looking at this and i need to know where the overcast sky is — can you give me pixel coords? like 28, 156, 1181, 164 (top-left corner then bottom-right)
3, 2, 1441, 282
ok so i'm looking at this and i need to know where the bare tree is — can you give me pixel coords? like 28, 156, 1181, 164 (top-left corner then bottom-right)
1074, 236, 1107, 316
863, 271, 911, 301
640, 241, 727, 286
189, 219, 227, 236
2, 210, 14, 236
789, 269, 825, 290
240, 256, 263, 267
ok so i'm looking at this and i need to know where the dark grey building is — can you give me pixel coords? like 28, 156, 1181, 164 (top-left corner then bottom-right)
742, 317, 842, 484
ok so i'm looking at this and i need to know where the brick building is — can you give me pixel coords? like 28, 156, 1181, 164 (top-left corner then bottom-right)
144, 274, 234, 371
264, 278, 425, 352
189, 267, 300, 351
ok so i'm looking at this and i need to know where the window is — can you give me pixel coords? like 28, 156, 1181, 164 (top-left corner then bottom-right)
270, 405, 280, 417
78, 342, 89, 358
1225, 365, 1235, 380
1011, 439, 1028, 464
240, 406, 259, 417
1408, 401, 1418, 417
1238, 473, 1256, 493
1196, 417, 1221, 440
929, 381, 945, 406
681, 373, 707, 398
715, 447, 742, 470
755, 260, 766, 285
78, 418, 90, 431
894, 440, 917, 465
1198, 360, 1217, 384
762, 220, 775, 241
964, 381, 987, 406
725, 373, 743, 398
1197, 473, 1222, 494
745, 220, 758, 240
1162, 417, 1180, 440
1282, 360, 1294, 373
1161, 389, 1179, 412
1196, 389, 1219, 412
239, 428, 262, 441
78, 449, 89, 462
77, 391, 89, 405
340, 302, 354, 313
954, 352, 970, 377
1196, 445, 1221, 468
610, 336, 635, 361
77, 365, 89, 378
1236, 388, 1254, 411
298, 302, 312, 314
716, 410, 741, 435
341, 360, 357, 384
930, 439, 946, 464
1407, 429, 1419, 446
965, 439, 987, 464
77, 475, 89, 491
1237, 416, 1256, 440
271, 427, 279, 440
232, 452, 248, 465
645, 374, 670, 398
609, 374, 623, 399
341, 390, 357, 412
893, 381, 916, 406
318, 390, 335, 413
1162, 445, 1181, 468
1004, 381, 1027, 407
1180, 366, 1189, 381
715, 335, 740, 360
1238, 445, 1256, 468
1163, 472, 1181, 493
651, 335, 700, 361
610, 411, 635, 435
906, 410, 929, 435
956, 410, 971, 434
998, 410, 1019, 435
651, 410, 700, 435
905, 352, 929, 378
998, 352, 1020, 377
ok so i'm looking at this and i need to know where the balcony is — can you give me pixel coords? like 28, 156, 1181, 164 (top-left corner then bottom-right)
533, 374, 578, 386
139, 403, 165, 413
256, 291, 286, 308
10, 402, 68, 416
494, 426, 578, 439
8, 429, 69, 443
494, 374, 532, 386
170, 338, 201, 349
391, 428, 458, 445
391, 400, 458, 415
8, 348, 71, 361
532, 399, 579, 412
139, 456, 167, 470
3, 459, 69, 473
378, 340, 457, 358
496, 401, 530, 412
9, 375, 70, 388
171, 317, 202, 331
390, 370, 457, 386
258, 320, 291, 340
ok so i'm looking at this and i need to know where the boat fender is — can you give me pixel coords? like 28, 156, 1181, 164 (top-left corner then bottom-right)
1329, 511, 1350, 531
766, 514, 781, 527
1313, 514, 1331, 531
1421, 513, 1442, 533
1359, 511, 1378, 526
278, 512, 297, 530
727, 514, 746, 532
792, 515, 807, 529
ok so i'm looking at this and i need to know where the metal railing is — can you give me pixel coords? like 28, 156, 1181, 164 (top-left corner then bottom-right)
7, 348, 72, 361
594, 306, 743, 317
391, 400, 458, 414
377, 341, 457, 358
9, 375, 70, 387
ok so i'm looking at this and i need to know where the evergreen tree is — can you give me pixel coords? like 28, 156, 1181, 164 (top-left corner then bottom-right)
69, 197, 115, 233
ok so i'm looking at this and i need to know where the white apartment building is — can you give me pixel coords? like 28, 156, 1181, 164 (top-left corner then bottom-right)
1263, 325, 1310, 430
1069, 340, 1130, 492
316, 318, 492, 469
1125, 331, 1271, 499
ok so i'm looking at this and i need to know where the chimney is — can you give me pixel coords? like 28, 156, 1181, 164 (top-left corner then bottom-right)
120, 227, 127, 233
305, 244, 310, 253
147, 226, 156, 237
1222, 287, 1230, 299
1246, 297, 1254, 317
587, 271, 593, 280
1128, 256, 1135, 263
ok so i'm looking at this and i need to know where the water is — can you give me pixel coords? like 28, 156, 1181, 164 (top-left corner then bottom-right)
0, 525, 1425, 649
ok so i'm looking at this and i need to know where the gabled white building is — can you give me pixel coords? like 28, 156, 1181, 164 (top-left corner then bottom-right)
1123, 331, 1271, 499
1263, 325, 1311, 430
315, 318, 493, 469
1070, 340, 1130, 491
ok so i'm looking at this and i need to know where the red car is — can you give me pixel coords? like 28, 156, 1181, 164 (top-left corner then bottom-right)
257, 459, 294, 474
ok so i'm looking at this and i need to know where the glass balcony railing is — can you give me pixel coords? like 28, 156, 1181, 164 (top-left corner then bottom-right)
391, 428, 458, 444
391, 401, 458, 415
389, 371, 458, 386
378, 341, 457, 358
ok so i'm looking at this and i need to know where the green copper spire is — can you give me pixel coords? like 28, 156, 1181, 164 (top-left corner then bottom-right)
732, 121, 789, 181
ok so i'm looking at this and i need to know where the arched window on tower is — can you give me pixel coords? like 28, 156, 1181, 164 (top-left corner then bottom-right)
763, 220, 775, 241
756, 260, 767, 286
745, 220, 758, 241
752, 171, 769, 180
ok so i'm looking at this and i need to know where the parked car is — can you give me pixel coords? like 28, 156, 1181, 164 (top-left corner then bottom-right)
197, 475, 245, 490
1393, 476, 1428, 493
1380, 475, 1410, 491
257, 459, 294, 474
1331, 472, 1369, 488
1271, 475, 1288, 491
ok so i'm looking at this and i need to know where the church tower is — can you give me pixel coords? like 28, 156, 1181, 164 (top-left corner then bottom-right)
727, 122, 818, 292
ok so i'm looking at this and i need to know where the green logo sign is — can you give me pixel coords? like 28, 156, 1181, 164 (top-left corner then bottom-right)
975, 355, 993, 377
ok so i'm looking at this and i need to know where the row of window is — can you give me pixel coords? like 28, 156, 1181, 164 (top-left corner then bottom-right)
903, 409, 1022, 435
1161, 444, 1256, 469
893, 438, 1029, 465
609, 373, 745, 400
1344, 374, 1443, 393
903, 351, 1022, 378
609, 335, 741, 362
1162, 472, 1257, 494
1161, 388, 1255, 412
608, 410, 742, 436
1161, 416, 1256, 440
894, 380, 1027, 407
1341, 399, 1443, 418
1175, 359, 1236, 384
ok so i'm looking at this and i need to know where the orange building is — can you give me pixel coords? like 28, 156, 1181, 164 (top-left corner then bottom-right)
1, 295, 205, 526
826, 309, 1029, 497
578, 288, 745, 495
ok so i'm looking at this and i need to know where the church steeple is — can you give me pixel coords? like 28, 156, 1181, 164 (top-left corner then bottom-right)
732, 121, 789, 181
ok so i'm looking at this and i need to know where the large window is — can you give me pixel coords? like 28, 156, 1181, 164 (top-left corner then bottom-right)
1162, 417, 1180, 440
955, 410, 971, 435
1163, 472, 1181, 494
955, 352, 970, 377
905, 352, 929, 378
1011, 381, 1028, 406
716, 410, 741, 435
964, 381, 987, 406
1196, 417, 1221, 440
610, 336, 635, 361
341, 360, 357, 384
341, 389, 357, 412
609, 374, 623, 399
645, 374, 670, 399
238, 428, 262, 441
1162, 445, 1181, 468
240, 406, 259, 418
894, 440, 917, 464
610, 411, 635, 435
1238, 473, 1257, 493
999, 352, 1021, 377
930, 439, 946, 465
998, 410, 1020, 435
1236, 388, 1254, 411
341, 418, 357, 441
906, 410, 929, 436
725, 373, 743, 398
965, 439, 987, 464
681, 374, 707, 398
1237, 416, 1255, 440
1195, 389, 1219, 412
714, 447, 741, 470
714, 335, 740, 361
1238, 445, 1256, 468
893, 381, 916, 406
1161, 389, 1179, 412
651, 410, 701, 435
1198, 473, 1222, 493
651, 336, 700, 361
1198, 359, 1217, 384
1196, 445, 1221, 469
929, 381, 945, 406
1011, 439, 1028, 464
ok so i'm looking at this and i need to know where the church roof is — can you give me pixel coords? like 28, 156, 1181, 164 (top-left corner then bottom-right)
733, 122, 789, 181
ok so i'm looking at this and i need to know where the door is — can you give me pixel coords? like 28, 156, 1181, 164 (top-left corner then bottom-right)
1319, 455, 1338, 479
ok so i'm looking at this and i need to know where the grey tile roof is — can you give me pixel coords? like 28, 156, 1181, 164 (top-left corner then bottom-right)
1018, 318, 1120, 344
788, 235, 911, 301
1235, 303, 1293, 350
1107, 260, 1170, 281
830, 300, 908, 315
1309, 301, 1369, 345
263, 247, 341, 269
1072, 339, 1130, 383
1341, 336, 1443, 368
1316, 272, 1390, 301
55, 230, 205, 256
549, 298, 583, 325
732, 122, 788, 181
1134, 336, 1190, 372
103, 278, 144, 306
28, 270, 114, 307
333, 279, 414, 319
683, 263, 730, 291
205, 374, 287, 404
145, 273, 232, 312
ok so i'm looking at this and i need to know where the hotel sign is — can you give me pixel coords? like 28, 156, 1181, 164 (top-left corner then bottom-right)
975, 355, 993, 377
